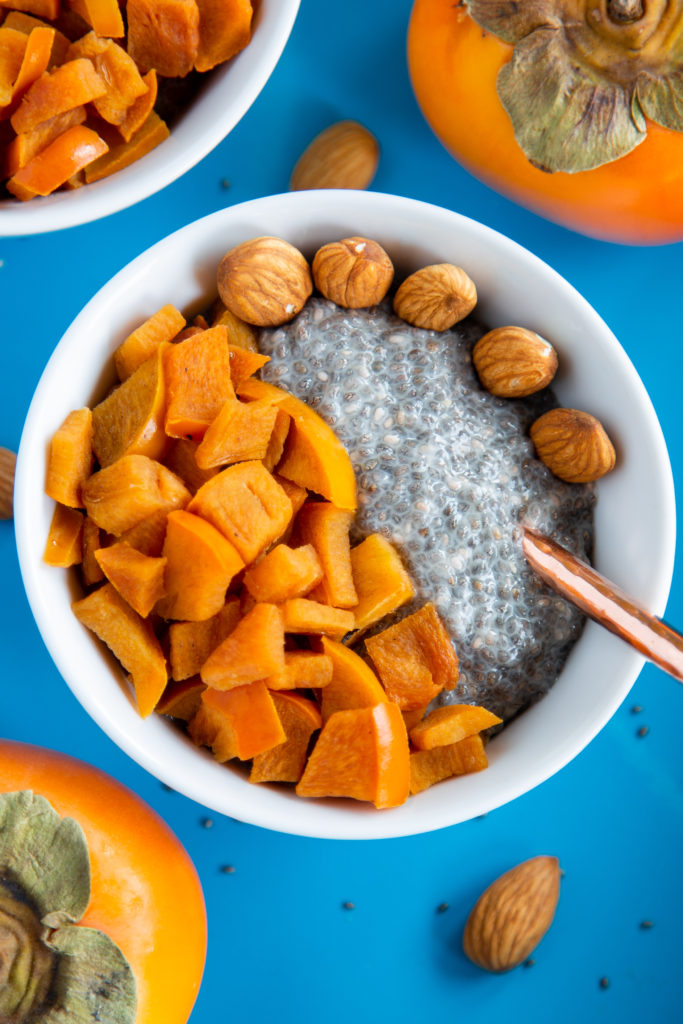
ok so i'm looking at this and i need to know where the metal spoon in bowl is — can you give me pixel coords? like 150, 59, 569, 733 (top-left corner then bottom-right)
522, 526, 683, 683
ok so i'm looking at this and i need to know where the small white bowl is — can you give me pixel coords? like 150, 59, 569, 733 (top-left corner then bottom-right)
0, 0, 300, 236
15, 191, 676, 839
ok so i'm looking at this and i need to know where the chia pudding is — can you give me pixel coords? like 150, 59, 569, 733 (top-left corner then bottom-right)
258, 297, 595, 723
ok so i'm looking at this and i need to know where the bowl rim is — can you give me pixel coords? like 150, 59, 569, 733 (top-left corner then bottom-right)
0, 0, 301, 237
14, 190, 677, 838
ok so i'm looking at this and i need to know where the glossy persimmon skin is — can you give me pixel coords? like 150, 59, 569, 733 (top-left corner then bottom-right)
408, 0, 683, 245
0, 741, 207, 1024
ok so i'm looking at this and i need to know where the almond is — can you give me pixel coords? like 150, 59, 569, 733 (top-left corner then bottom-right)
312, 237, 394, 308
217, 237, 313, 327
290, 121, 379, 191
473, 326, 558, 397
530, 408, 616, 483
463, 855, 561, 972
393, 263, 477, 332
0, 447, 16, 519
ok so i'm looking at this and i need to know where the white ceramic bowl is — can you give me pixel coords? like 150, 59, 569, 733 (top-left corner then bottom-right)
0, 0, 300, 236
15, 191, 676, 839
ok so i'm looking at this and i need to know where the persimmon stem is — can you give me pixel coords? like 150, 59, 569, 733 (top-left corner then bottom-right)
607, 0, 645, 23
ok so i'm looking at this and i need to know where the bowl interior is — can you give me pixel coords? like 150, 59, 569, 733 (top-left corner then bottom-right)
0, 0, 301, 236
15, 191, 676, 839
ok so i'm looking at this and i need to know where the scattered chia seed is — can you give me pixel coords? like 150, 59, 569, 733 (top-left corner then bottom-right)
637, 725, 649, 738
631, 705, 643, 714
639, 920, 654, 929
523, 958, 535, 968
220, 179, 231, 189
221, 865, 235, 874
342, 901, 355, 911
436, 902, 449, 914
201, 817, 214, 828
599, 977, 610, 990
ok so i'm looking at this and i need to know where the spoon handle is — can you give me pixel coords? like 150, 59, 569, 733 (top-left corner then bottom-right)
521, 526, 683, 683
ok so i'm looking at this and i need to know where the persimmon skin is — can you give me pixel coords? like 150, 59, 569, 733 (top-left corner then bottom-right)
0, 740, 206, 1024
408, 0, 683, 245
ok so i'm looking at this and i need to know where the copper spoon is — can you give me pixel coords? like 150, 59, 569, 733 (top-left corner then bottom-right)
521, 526, 683, 682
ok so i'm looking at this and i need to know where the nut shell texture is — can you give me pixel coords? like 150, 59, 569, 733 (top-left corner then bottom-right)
393, 263, 477, 331
290, 120, 379, 191
530, 408, 616, 483
312, 237, 394, 308
473, 326, 558, 397
463, 855, 561, 972
217, 237, 313, 327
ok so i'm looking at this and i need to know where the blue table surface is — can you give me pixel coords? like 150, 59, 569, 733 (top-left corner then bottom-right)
2, 2, 683, 1021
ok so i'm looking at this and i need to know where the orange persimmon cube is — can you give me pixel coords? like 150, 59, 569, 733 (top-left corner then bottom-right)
155, 676, 206, 720
409, 735, 489, 795
2, 25, 54, 115
194, 397, 278, 469
92, 343, 167, 468
72, 582, 167, 717
281, 599, 354, 640
118, 509, 168, 556
11, 58, 106, 133
0, 27, 29, 107
94, 542, 167, 618
2, 12, 70, 65
81, 515, 105, 586
365, 602, 459, 711
243, 543, 323, 603
250, 692, 321, 784
83, 109, 169, 182
6, 123, 107, 199
264, 650, 333, 691
296, 702, 409, 809
168, 598, 241, 680
82, 454, 191, 536
114, 304, 185, 381
402, 704, 430, 732
155, 509, 244, 622
117, 67, 156, 142
349, 533, 415, 631
296, 501, 357, 609
4, 105, 86, 177
164, 325, 234, 441
45, 407, 93, 508
228, 344, 269, 388
189, 681, 286, 761
68, 34, 147, 125
163, 438, 217, 495
409, 704, 503, 751
187, 460, 292, 564
68, 0, 125, 38
319, 636, 386, 722
262, 409, 291, 473
126, 0, 199, 77
211, 300, 259, 351
194, 0, 251, 72
200, 602, 285, 690
43, 504, 83, 566
274, 475, 308, 517
2, 0, 60, 21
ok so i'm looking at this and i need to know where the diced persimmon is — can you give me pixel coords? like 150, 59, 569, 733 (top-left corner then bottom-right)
4, 105, 86, 177
296, 702, 409, 809
6, 122, 107, 199
1, 25, 54, 116
211, 300, 258, 351
409, 704, 502, 751
3, 13, 70, 65
402, 704, 429, 731
281, 599, 354, 640
262, 409, 290, 472
264, 650, 333, 691
243, 543, 323, 604
187, 461, 292, 564
163, 438, 217, 494
81, 515, 105, 586
68, 0, 124, 37
164, 326, 234, 441
350, 533, 415, 631
238, 378, 357, 510
274, 475, 307, 517
114, 304, 185, 381
91, 343, 167, 467
10, 58, 106, 133
155, 676, 206, 720
2, 0, 60, 21
189, 681, 286, 761
194, 397, 277, 469
118, 508, 167, 556
365, 602, 459, 710
200, 602, 285, 690
68, 34, 146, 124
409, 735, 489, 795
83, 109, 169, 182
155, 509, 244, 622
126, 0, 199, 77
72, 582, 167, 717
296, 502, 357, 609
43, 503, 83, 566
82, 454, 190, 536
45, 407, 93, 508
168, 598, 241, 680
228, 344, 269, 388
194, 0, 251, 72
319, 637, 386, 722
250, 692, 321, 784
0, 28, 28, 108
94, 542, 167, 617
117, 67, 155, 142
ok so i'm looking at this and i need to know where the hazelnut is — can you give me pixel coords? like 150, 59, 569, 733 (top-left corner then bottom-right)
530, 408, 616, 483
393, 263, 477, 331
312, 237, 394, 308
473, 326, 558, 397
217, 236, 313, 327
290, 121, 379, 191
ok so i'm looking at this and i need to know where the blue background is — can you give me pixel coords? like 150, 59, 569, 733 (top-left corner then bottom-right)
2, 1, 683, 1021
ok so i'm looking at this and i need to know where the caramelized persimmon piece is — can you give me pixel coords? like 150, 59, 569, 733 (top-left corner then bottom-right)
194, 397, 277, 469
11, 58, 106, 133
296, 702, 410, 809
81, 515, 105, 586
2, 25, 54, 116
250, 692, 321, 785
194, 0, 251, 72
156, 509, 244, 622
2, 12, 70, 65
2, 0, 60, 21
68, 0, 125, 37
82, 454, 190, 535
401, 704, 430, 732
126, 0, 199, 77
0, 28, 28, 107
409, 704, 502, 751
6, 123, 107, 198
228, 344, 269, 388
409, 735, 489, 795
94, 542, 167, 617
91, 343, 167, 467
273, 475, 307, 517
117, 67, 155, 142
114, 304, 185, 381
296, 502, 357, 609
4, 105, 86, 176
200, 603, 285, 690
211, 300, 258, 350
164, 326, 234, 441
43, 503, 83, 566
45, 407, 93, 508
163, 438, 217, 495
365, 602, 459, 710
118, 508, 168, 556
262, 409, 290, 472
243, 543, 323, 604
350, 533, 415, 631
281, 598, 354, 640
319, 637, 386, 722
83, 109, 169, 182
189, 681, 286, 761
155, 676, 205, 720
168, 598, 241, 680
264, 650, 333, 691
72, 582, 167, 717
68, 34, 147, 124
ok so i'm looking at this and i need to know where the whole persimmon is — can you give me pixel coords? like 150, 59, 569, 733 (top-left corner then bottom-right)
408, 0, 683, 245
0, 740, 206, 1024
